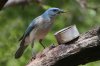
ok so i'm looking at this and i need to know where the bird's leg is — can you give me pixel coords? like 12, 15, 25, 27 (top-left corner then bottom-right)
31, 41, 36, 60
31, 48, 36, 60
39, 39, 45, 48
31, 40, 34, 48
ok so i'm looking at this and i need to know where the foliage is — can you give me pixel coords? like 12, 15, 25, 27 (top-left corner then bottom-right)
0, 0, 100, 66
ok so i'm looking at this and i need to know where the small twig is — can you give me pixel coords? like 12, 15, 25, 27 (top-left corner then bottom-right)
0, 0, 8, 10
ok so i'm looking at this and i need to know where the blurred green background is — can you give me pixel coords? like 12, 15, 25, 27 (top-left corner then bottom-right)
0, 0, 100, 66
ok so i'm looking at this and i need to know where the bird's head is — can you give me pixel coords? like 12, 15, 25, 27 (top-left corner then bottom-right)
44, 8, 65, 18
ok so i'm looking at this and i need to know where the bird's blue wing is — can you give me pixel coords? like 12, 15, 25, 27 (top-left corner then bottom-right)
19, 20, 37, 41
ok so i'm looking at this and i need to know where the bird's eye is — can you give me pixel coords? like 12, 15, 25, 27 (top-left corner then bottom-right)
52, 9, 58, 12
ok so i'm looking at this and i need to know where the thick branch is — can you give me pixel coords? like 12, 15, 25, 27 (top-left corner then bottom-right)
27, 26, 100, 66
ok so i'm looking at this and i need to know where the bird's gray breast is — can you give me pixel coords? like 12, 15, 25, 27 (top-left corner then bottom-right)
42, 18, 53, 28
35, 19, 53, 39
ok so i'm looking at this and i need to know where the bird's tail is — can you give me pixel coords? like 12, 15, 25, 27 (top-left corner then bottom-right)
15, 45, 28, 59
15, 39, 28, 59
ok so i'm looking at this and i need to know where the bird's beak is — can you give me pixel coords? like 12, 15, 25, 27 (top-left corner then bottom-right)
59, 9, 67, 13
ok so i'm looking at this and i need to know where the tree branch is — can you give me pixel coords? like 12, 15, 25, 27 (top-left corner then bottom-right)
26, 26, 100, 66
3, 0, 43, 8
4, 0, 31, 8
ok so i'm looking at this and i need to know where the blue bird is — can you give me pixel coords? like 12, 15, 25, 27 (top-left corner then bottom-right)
15, 8, 65, 59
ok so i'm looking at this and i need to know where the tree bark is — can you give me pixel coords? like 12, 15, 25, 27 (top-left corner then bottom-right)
26, 26, 100, 66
